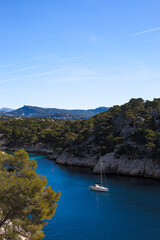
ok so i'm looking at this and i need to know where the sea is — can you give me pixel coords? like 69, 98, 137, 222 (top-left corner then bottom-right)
30, 153, 160, 240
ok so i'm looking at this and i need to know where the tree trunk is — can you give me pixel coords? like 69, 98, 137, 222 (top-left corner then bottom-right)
0, 211, 11, 228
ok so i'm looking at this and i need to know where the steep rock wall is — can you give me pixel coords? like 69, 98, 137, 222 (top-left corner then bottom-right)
94, 152, 160, 179
56, 152, 98, 168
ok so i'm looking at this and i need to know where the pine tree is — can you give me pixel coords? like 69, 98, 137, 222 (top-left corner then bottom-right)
0, 150, 60, 240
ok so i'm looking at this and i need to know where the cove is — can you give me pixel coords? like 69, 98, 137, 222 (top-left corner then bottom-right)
30, 153, 160, 240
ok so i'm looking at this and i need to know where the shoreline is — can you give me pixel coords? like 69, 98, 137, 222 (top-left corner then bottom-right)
2, 146, 160, 180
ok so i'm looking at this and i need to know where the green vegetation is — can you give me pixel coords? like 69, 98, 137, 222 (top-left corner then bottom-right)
0, 98, 160, 159
0, 150, 60, 240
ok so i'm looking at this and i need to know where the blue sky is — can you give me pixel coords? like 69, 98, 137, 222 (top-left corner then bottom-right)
0, 0, 160, 109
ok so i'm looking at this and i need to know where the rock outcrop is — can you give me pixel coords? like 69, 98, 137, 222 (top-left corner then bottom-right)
0, 133, 7, 150
7, 143, 54, 154
48, 151, 60, 160
93, 152, 160, 179
56, 151, 98, 168
3, 144, 160, 179
55, 151, 160, 179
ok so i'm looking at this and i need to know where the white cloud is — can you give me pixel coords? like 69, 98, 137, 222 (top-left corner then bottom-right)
0, 68, 70, 83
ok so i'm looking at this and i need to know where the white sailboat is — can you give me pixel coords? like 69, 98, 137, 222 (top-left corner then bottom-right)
89, 160, 109, 192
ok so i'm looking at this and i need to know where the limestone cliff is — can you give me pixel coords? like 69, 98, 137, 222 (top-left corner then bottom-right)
55, 151, 160, 179
56, 151, 98, 168
94, 152, 160, 179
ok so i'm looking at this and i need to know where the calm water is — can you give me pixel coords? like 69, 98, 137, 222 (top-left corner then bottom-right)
30, 153, 160, 240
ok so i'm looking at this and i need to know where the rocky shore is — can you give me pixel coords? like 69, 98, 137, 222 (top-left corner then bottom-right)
50, 150, 160, 180
2, 144, 160, 180
5, 143, 54, 154
55, 151, 98, 168
94, 152, 160, 179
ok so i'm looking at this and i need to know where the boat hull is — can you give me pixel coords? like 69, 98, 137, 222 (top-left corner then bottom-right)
89, 185, 109, 192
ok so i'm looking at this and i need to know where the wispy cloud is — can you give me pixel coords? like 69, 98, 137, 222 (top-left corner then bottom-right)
129, 27, 160, 36
148, 38, 160, 42
136, 65, 152, 81
23, 56, 44, 63
50, 74, 151, 84
48, 64, 158, 85
49, 67, 97, 83
140, 71, 151, 80
0, 56, 45, 70
116, 26, 160, 40
53, 54, 91, 63
6, 64, 48, 74
64, 54, 90, 61
0, 68, 70, 83
0, 64, 15, 69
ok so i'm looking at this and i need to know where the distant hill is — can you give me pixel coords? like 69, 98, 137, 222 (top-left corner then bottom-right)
0, 108, 14, 113
4, 105, 109, 119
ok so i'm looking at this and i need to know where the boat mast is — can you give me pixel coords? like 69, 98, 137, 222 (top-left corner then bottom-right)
100, 162, 103, 186
99, 153, 103, 186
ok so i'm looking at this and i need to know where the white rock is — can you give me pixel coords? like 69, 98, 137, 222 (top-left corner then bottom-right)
93, 152, 160, 179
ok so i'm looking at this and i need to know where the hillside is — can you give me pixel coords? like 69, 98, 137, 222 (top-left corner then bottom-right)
3, 105, 109, 119
0, 98, 160, 178
0, 108, 14, 114
0, 98, 160, 158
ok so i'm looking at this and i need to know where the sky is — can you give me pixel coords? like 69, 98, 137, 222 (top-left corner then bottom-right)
0, 0, 160, 109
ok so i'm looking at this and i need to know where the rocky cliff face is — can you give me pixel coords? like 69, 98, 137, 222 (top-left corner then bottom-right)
6, 143, 54, 154
56, 151, 98, 168
2, 143, 160, 179
93, 152, 160, 179
53, 150, 160, 180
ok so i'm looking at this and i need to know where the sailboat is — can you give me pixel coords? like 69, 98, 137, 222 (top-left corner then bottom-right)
89, 160, 109, 192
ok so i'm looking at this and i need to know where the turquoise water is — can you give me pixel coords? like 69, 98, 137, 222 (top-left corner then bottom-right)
30, 153, 160, 240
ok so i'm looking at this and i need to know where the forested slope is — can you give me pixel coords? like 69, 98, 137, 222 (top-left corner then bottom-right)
0, 98, 160, 161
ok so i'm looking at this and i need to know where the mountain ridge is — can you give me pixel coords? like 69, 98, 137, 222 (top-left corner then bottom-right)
0, 108, 14, 113
1, 105, 109, 119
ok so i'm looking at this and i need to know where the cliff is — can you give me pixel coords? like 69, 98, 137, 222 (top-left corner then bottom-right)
51, 150, 160, 180
93, 152, 160, 179
8, 144, 54, 154
2, 142, 160, 179
56, 151, 98, 168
